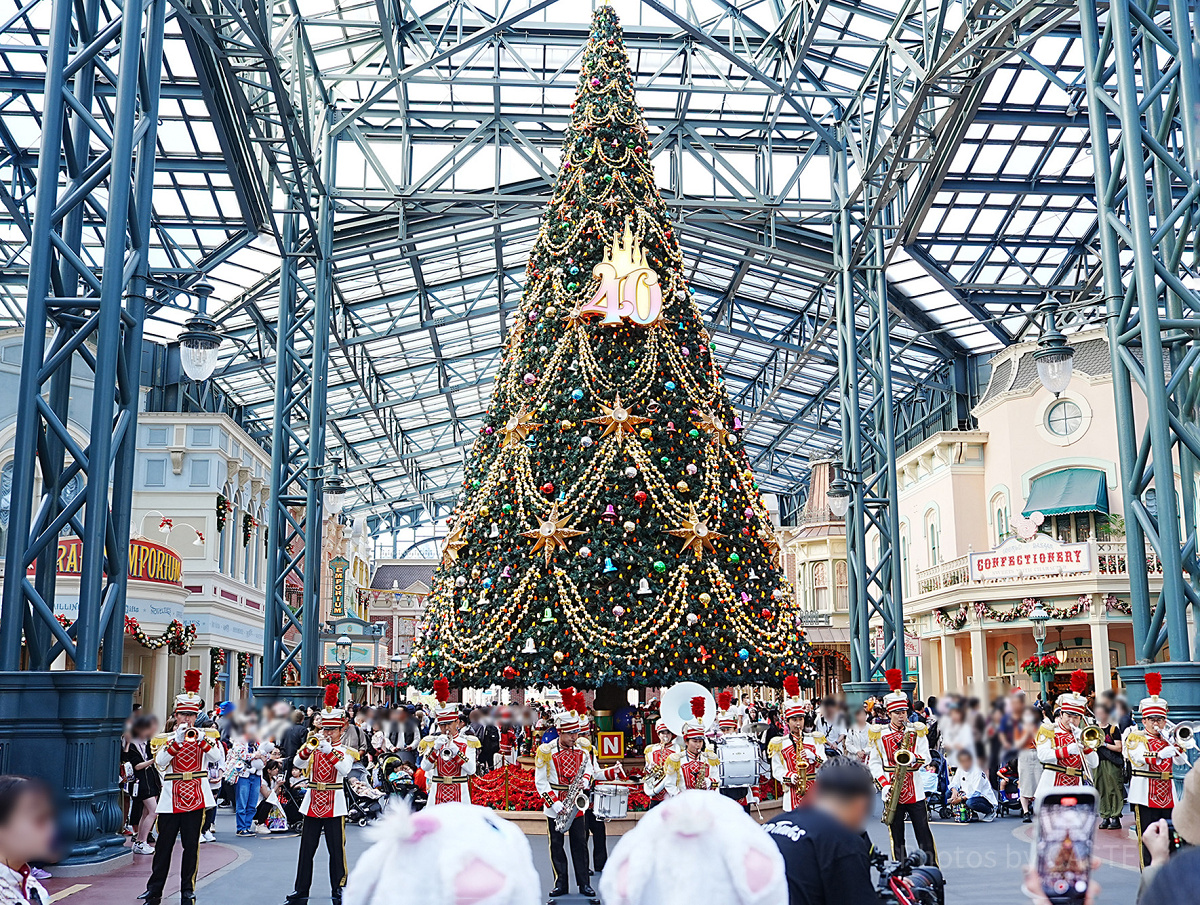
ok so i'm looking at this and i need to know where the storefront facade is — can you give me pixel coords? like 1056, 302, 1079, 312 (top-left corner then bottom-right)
894, 329, 1158, 703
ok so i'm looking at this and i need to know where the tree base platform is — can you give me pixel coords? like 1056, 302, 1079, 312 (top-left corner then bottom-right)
491, 796, 783, 836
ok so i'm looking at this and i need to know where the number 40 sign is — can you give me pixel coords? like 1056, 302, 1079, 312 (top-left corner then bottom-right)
577, 219, 663, 326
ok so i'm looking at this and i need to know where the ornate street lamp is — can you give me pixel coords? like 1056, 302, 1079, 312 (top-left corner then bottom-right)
178, 282, 223, 382
1029, 605, 1051, 703
827, 477, 851, 519
324, 456, 348, 514
1033, 299, 1074, 397
336, 634, 352, 706
390, 653, 403, 702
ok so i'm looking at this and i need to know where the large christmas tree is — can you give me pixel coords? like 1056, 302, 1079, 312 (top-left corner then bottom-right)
409, 5, 810, 691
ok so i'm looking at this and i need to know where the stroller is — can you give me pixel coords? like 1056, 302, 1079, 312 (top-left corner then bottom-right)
995, 756, 1021, 818
377, 753, 427, 811
345, 763, 387, 826
924, 750, 953, 820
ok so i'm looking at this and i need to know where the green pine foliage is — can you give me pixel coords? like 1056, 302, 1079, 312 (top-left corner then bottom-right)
409, 6, 810, 691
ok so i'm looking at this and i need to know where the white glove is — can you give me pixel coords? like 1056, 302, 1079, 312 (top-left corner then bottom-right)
549, 801, 564, 817
1160, 745, 1180, 759
318, 740, 333, 754
1065, 743, 1081, 756
175, 726, 188, 744
250, 758, 264, 773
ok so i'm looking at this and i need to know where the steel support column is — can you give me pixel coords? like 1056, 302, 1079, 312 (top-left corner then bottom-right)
0, 0, 165, 863
258, 123, 337, 708
833, 137, 908, 706
1080, 0, 1200, 715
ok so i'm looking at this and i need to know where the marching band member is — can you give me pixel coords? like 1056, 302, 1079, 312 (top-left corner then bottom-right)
717, 691, 758, 809
284, 685, 356, 905
769, 675, 826, 810
498, 707, 518, 767
535, 689, 596, 899
1035, 670, 1098, 797
1126, 672, 1192, 869
641, 718, 678, 807
868, 669, 937, 865
417, 677, 479, 805
665, 697, 719, 794
141, 671, 223, 905
577, 695, 625, 881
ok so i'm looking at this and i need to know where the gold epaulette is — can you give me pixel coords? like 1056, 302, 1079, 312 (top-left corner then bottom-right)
1124, 730, 1146, 756
706, 752, 720, 767
343, 746, 360, 761
910, 723, 928, 737
577, 738, 592, 753
417, 736, 436, 755
812, 733, 827, 745
867, 726, 882, 741
643, 744, 657, 759
465, 736, 481, 749
535, 743, 553, 768
1036, 726, 1056, 745
150, 732, 171, 754
767, 736, 784, 757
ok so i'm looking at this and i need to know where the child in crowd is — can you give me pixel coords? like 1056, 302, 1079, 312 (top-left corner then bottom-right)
0, 776, 56, 905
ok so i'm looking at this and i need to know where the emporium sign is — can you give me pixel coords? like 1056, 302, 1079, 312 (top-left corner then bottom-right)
968, 535, 1091, 582
39, 537, 183, 586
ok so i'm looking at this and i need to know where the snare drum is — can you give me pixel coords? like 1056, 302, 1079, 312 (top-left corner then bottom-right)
718, 735, 761, 788
592, 783, 630, 821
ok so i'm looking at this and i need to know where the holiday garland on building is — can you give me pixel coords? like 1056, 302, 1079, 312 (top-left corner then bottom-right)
210, 647, 226, 686
236, 651, 252, 686
124, 616, 198, 654
410, 6, 807, 691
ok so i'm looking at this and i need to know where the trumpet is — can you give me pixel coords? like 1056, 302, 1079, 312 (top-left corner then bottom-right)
302, 733, 321, 753
184, 727, 199, 742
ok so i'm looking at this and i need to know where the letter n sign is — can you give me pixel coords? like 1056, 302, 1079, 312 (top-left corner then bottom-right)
597, 731, 625, 761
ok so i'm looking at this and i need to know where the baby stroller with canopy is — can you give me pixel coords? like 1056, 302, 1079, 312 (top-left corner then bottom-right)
377, 753, 427, 811
995, 756, 1021, 817
924, 749, 953, 820
344, 762, 386, 826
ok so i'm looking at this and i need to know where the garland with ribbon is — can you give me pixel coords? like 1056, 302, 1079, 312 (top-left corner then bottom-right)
973, 596, 1091, 624
216, 494, 231, 532
934, 604, 970, 631
808, 646, 850, 670
125, 616, 198, 654
317, 665, 392, 685
237, 651, 252, 686
210, 648, 226, 686
242, 513, 257, 548
1104, 594, 1132, 615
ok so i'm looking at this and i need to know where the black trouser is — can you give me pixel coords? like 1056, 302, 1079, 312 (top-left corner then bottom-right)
585, 808, 607, 872
1134, 804, 1173, 870
546, 816, 589, 891
202, 806, 216, 833
888, 801, 938, 866
288, 815, 347, 901
144, 809, 204, 901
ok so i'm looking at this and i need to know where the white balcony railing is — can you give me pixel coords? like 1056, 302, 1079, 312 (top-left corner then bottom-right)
913, 540, 1162, 598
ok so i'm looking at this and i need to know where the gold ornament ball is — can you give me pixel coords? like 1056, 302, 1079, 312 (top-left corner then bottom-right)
699, 592, 712, 605
546, 306, 557, 317
553, 651, 565, 664
676, 480, 689, 493
480, 506, 490, 517
639, 427, 652, 439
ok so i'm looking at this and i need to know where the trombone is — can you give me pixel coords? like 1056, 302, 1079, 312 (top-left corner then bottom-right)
1165, 720, 1197, 750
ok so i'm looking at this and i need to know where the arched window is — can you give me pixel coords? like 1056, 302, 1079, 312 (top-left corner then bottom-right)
925, 509, 940, 567
813, 562, 829, 610
834, 561, 849, 611
990, 493, 1009, 546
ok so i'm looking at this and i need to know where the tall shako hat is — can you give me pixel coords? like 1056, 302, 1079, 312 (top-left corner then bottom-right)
717, 691, 738, 731
1139, 671, 1169, 719
782, 674, 805, 720
682, 696, 708, 741
883, 669, 909, 714
433, 677, 459, 725
174, 669, 203, 715
1057, 669, 1089, 717
321, 682, 347, 728
555, 688, 583, 732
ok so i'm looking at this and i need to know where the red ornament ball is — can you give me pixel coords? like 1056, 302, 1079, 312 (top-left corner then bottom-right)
542, 482, 554, 495
634, 490, 648, 504
502, 666, 518, 681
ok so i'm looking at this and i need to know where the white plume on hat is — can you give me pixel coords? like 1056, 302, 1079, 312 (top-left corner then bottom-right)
345, 802, 540, 905
599, 791, 786, 905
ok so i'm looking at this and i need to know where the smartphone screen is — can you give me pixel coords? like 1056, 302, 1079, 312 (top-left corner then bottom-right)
1036, 792, 1098, 904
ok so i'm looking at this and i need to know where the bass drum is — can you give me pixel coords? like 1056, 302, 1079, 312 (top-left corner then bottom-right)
717, 735, 761, 788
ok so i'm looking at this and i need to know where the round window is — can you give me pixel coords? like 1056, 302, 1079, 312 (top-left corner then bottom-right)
1046, 399, 1083, 436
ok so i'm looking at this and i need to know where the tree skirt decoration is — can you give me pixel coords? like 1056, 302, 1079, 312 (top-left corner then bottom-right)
934, 604, 970, 630
237, 651, 252, 686
409, 5, 807, 691
125, 616, 198, 654
216, 494, 231, 532
210, 647, 226, 686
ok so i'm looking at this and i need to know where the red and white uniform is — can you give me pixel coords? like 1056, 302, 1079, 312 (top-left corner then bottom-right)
499, 728, 518, 766
665, 748, 719, 794
1036, 723, 1098, 795
1127, 730, 1188, 808
868, 723, 931, 806
419, 730, 478, 805
642, 741, 677, 801
153, 728, 224, 814
294, 743, 355, 818
534, 741, 595, 819
770, 733, 827, 810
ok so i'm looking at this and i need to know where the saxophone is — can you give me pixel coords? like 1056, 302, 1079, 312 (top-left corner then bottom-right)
881, 728, 916, 826
790, 735, 810, 798
554, 758, 591, 833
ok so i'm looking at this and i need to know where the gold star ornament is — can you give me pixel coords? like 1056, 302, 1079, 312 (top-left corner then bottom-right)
584, 394, 652, 443
692, 408, 730, 444
501, 407, 543, 448
442, 523, 467, 563
521, 504, 586, 564
667, 504, 724, 558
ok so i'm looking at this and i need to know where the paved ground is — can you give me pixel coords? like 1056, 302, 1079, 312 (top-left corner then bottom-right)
47, 805, 1143, 905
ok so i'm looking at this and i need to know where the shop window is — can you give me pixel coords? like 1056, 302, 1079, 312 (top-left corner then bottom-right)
814, 562, 829, 610
1046, 399, 1083, 437
834, 561, 848, 611
925, 510, 940, 567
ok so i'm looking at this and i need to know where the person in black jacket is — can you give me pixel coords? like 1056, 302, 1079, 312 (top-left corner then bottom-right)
764, 756, 879, 905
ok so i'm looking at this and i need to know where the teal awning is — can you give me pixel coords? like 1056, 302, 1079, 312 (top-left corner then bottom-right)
1022, 469, 1109, 517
